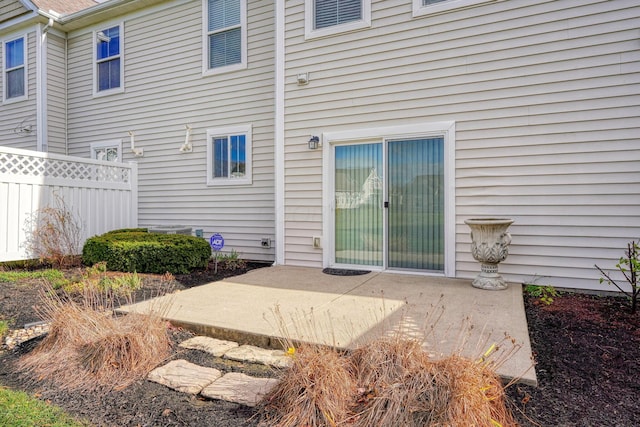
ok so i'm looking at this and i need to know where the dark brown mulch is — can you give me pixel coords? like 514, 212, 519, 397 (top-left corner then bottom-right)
1, 264, 639, 426
507, 293, 640, 426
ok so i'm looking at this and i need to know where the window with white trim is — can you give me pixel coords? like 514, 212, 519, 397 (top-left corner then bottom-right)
3, 35, 27, 102
93, 24, 123, 95
305, 0, 371, 39
204, 0, 247, 74
91, 140, 122, 162
413, 0, 492, 17
206, 125, 252, 185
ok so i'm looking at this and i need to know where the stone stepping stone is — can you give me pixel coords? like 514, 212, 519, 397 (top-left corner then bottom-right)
179, 336, 239, 357
148, 359, 222, 394
201, 372, 279, 407
223, 344, 292, 368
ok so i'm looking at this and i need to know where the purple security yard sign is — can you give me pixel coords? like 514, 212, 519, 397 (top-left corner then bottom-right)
209, 233, 224, 251
209, 233, 224, 273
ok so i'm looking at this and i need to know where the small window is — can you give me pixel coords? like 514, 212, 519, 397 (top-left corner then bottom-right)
91, 140, 121, 162
203, 0, 247, 74
413, 0, 492, 17
3, 35, 27, 102
93, 24, 123, 96
305, 0, 371, 39
206, 125, 252, 185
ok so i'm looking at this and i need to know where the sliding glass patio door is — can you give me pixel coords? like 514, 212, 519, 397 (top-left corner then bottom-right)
333, 137, 444, 272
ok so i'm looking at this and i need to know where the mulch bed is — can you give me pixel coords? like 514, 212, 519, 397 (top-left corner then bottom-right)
1, 264, 639, 426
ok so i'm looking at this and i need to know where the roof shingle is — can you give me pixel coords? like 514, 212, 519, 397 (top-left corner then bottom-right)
32, 0, 98, 16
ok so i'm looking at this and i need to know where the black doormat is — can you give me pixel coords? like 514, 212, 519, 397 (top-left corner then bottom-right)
322, 268, 371, 276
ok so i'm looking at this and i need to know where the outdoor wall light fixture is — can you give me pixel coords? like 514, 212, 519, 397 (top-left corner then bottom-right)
179, 124, 193, 153
308, 136, 320, 150
127, 130, 144, 157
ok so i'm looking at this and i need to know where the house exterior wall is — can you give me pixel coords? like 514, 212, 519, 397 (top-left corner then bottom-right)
0, 0, 30, 22
0, 29, 38, 150
64, 0, 276, 261
46, 32, 67, 155
281, 0, 640, 290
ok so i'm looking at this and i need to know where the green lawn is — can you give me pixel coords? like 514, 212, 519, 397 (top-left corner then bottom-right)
0, 386, 88, 427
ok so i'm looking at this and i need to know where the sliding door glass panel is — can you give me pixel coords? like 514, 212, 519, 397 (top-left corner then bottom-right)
387, 138, 444, 271
334, 143, 383, 266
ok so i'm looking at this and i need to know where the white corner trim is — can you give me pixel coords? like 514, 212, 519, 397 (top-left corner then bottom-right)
275, 0, 286, 265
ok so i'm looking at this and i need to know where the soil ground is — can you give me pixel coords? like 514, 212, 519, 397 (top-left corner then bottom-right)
1, 264, 639, 426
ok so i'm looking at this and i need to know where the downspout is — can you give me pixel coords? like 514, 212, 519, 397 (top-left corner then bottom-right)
64, 34, 68, 155
35, 22, 50, 152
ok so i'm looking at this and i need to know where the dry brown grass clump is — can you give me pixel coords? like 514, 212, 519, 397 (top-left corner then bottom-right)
261, 343, 356, 427
18, 282, 171, 391
260, 335, 518, 427
432, 354, 517, 427
349, 336, 449, 426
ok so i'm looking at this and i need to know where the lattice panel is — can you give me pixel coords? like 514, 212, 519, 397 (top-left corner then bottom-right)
0, 151, 131, 183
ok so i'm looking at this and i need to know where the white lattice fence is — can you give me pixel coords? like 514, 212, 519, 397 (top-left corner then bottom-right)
0, 146, 138, 262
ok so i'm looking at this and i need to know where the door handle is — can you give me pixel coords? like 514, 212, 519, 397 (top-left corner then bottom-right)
384, 201, 389, 208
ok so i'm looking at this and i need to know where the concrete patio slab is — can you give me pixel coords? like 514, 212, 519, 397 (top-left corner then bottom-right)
120, 266, 536, 385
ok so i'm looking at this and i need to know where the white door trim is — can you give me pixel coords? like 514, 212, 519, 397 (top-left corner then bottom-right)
322, 121, 456, 277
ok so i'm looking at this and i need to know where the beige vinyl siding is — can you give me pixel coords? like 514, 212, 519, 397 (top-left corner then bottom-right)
66, 0, 276, 261
46, 33, 67, 155
282, 0, 640, 290
0, 30, 37, 150
0, 0, 29, 24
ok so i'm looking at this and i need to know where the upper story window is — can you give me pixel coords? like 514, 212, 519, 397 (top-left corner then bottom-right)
203, 0, 247, 75
93, 24, 123, 96
206, 125, 252, 186
413, 0, 492, 17
91, 140, 121, 162
3, 35, 27, 103
305, 0, 371, 40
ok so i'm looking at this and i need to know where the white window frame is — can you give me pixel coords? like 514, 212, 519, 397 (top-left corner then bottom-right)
305, 0, 371, 40
202, 0, 248, 76
2, 33, 28, 104
413, 0, 496, 18
206, 124, 252, 186
92, 22, 124, 97
91, 140, 122, 162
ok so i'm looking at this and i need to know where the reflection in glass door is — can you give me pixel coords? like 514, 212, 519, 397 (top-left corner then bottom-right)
334, 143, 383, 266
333, 137, 444, 272
387, 138, 444, 271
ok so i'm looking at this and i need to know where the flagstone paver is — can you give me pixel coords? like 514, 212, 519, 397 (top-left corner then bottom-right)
148, 359, 222, 394
200, 372, 279, 407
179, 336, 239, 357
223, 344, 292, 368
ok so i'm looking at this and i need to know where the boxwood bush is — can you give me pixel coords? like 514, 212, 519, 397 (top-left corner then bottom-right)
82, 228, 211, 274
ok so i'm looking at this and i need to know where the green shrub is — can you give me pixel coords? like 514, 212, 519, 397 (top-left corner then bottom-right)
525, 284, 558, 305
217, 249, 246, 271
82, 229, 211, 274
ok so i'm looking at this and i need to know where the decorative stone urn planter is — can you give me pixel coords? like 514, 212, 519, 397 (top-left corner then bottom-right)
464, 218, 514, 290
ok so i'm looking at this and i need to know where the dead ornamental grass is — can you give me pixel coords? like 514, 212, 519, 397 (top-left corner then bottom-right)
262, 335, 518, 427
262, 343, 356, 427
18, 280, 172, 392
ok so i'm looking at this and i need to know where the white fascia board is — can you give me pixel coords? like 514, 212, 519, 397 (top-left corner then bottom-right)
18, 0, 38, 12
